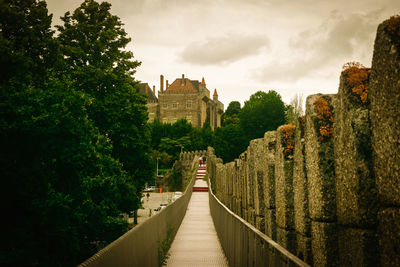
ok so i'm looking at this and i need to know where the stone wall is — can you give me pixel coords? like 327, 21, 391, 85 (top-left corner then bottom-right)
158, 92, 203, 127
206, 17, 400, 267
369, 18, 400, 267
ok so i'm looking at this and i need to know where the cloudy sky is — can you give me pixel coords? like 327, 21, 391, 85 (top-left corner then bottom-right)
46, 0, 400, 107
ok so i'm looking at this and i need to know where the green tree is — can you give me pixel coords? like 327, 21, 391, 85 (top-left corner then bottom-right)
0, 0, 58, 87
213, 124, 248, 163
200, 122, 213, 148
56, 0, 153, 190
221, 101, 241, 126
239, 90, 286, 141
171, 119, 193, 139
0, 79, 136, 266
0, 0, 148, 265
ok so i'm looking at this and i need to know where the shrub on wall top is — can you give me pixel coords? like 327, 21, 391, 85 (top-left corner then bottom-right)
342, 62, 371, 104
280, 124, 295, 159
314, 97, 334, 142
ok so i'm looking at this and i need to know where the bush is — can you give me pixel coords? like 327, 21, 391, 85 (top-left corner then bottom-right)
314, 96, 334, 142
342, 62, 371, 103
279, 124, 295, 159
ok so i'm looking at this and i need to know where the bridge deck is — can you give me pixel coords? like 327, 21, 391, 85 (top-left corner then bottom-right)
166, 166, 228, 267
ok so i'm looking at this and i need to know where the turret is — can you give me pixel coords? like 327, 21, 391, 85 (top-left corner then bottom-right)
213, 88, 218, 101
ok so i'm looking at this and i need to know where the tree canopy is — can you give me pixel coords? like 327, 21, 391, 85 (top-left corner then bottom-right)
221, 101, 241, 126
0, 0, 151, 265
239, 90, 286, 141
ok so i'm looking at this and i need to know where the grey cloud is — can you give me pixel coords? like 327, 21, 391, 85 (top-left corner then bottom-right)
180, 34, 270, 65
253, 58, 324, 83
254, 10, 382, 82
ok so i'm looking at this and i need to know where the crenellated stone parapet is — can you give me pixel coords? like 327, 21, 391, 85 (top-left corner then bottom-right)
205, 16, 400, 267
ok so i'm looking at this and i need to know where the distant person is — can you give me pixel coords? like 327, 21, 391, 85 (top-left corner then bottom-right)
203, 155, 206, 165
199, 156, 203, 166
146, 192, 150, 201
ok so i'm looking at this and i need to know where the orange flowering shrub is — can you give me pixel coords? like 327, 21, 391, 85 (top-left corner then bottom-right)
314, 97, 334, 142
343, 62, 371, 103
280, 124, 295, 159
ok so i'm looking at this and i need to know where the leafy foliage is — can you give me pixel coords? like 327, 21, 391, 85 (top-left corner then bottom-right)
0, 0, 58, 86
148, 119, 212, 168
279, 124, 295, 159
239, 90, 286, 141
314, 96, 334, 142
342, 62, 371, 103
221, 101, 241, 126
0, 0, 150, 265
213, 124, 248, 163
56, 0, 153, 190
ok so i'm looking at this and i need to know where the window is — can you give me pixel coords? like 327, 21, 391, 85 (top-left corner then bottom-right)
186, 100, 192, 108
186, 116, 192, 123
172, 103, 178, 109
162, 103, 168, 108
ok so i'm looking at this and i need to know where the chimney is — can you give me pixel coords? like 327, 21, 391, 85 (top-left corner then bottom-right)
166, 80, 169, 88
153, 85, 155, 95
181, 74, 185, 86
160, 75, 164, 92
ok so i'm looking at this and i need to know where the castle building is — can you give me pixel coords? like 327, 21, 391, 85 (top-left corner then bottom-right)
139, 74, 224, 129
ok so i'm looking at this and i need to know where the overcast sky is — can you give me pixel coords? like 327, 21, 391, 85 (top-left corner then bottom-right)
46, 0, 400, 108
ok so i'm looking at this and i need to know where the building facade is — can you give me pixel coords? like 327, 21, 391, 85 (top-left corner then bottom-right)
140, 74, 224, 129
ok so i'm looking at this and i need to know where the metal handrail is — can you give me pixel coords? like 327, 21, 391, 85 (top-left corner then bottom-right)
208, 177, 310, 267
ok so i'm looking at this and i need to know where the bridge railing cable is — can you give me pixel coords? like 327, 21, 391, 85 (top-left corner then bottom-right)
79, 166, 198, 267
208, 178, 310, 267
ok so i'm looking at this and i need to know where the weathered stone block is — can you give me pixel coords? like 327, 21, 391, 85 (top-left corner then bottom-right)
226, 162, 234, 197
369, 20, 400, 207
264, 209, 276, 241
247, 142, 256, 209
275, 159, 294, 229
251, 139, 265, 217
311, 221, 338, 267
263, 131, 276, 209
378, 208, 400, 267
338, 227, 378, 267
275, 128, 295, 230
264, 131, 276, 163
293, 117, 311, 236
305, 94, 337, 221
255, 215, 265, 233
334, 72, 378, 228
276, 227, 296, 254
263, 164, 275, 209
255, 170, 265, 216
296, 233, 313, 265
248, 208, 256, 227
